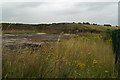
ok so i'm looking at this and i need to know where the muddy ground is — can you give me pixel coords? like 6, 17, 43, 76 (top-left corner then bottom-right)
2, 33, 72, 50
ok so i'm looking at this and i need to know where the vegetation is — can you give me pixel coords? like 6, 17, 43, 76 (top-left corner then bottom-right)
3, 33, 117, 78
2, 23, 118, 34
2, 22, 120, 78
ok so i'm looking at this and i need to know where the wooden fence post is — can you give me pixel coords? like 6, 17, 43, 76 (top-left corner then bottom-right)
112, 29, 120, 78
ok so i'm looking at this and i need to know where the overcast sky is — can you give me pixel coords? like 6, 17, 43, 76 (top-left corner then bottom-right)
1, 1, 118, 26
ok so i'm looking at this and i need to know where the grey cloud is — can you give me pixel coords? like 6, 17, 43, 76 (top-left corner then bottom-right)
2, 2, 118, 26
14, 2, 47, 8
2, 2, 47, 21
75, 2, 117, 10
54, 2, 117, 15
3, 2, 46, 8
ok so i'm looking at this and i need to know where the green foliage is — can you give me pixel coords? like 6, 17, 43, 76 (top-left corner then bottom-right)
2, 23, 118, 34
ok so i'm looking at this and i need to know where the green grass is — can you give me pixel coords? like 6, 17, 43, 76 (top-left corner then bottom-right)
2, 23, 119, 34
2, 33, 117, 78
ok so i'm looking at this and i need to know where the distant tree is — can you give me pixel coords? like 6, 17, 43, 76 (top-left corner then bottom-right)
104, 24, 111, 26
83, 22, 86, 24
52, 23, 57, 25
86, 22, 90, 25
93, 23, 97, 25
61, 23, 65, 25
83, 22, 90, 25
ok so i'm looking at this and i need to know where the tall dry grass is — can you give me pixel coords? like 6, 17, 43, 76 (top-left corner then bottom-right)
2, 33, 116, 78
